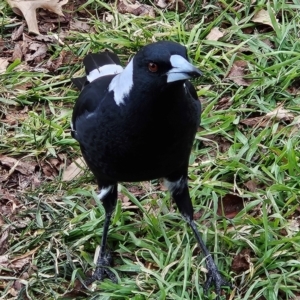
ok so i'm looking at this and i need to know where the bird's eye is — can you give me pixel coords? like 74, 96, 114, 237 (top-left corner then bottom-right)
148, 62, 158, 72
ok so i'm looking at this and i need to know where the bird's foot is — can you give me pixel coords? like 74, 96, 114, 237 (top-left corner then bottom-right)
85, 251, 117, 286
203, 255, 232, 300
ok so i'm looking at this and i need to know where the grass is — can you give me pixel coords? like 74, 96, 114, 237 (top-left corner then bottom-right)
1, 0, 300, 299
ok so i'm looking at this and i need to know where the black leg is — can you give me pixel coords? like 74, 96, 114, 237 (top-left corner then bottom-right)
165, 176, 231, 299
85, 183, 118, 285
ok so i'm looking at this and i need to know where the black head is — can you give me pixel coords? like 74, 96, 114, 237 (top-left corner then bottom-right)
107, 41, 202, 106
133, 41, 202, 88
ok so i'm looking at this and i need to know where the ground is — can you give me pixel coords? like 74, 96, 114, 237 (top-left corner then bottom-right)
0, 0, 300, 299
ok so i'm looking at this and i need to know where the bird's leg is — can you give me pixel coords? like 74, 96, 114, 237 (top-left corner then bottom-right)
85, 184, 118, 285
165, 176, 231, 299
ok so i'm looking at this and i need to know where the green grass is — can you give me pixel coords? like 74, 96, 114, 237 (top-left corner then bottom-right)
1, 0, 300, 299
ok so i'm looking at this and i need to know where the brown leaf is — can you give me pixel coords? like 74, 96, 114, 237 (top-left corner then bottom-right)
70, 20, 91, 32
0, 58, 9, 74
154, 0, 186, 12
252, 9, 278, 29
117, 0, 155, 17
240, 116, 265, 127
62, 157, 86, 181
231, 248, 252, 274
214, 96, 232, 110
0, 230, 10, 255
12, 42, 23, 61
206, 27, 224, 41
244, 179, 258, 192
266, 106, 294, 122
11, 23, 25, 41
6, 0, 69, 35
226, 60, 252, 86
24, 42, 47, 62
217, 194, 244, 218
0, 155, 36, 181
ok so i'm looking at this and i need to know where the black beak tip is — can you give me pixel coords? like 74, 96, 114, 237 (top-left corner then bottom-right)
191, 69, 202, 78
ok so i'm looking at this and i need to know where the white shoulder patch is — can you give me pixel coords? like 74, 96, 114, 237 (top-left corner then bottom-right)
108, 58, 134, 106
87, 64, 123, 83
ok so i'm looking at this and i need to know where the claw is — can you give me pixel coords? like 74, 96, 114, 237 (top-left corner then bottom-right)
203, 255, 232, 299
85, 251, 117, 286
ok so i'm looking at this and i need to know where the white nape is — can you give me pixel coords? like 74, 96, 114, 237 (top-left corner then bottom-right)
98, 186, 113, 200
87, 64, 123, 83
109, 58, 134, 106
167, 55, 196, 83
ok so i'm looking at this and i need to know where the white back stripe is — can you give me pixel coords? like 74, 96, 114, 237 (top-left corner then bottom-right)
87, 64, 123, 83
108, 58, 134, 106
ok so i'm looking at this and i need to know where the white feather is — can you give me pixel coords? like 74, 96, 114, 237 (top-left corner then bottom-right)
98, 186, 113, 200
109, 58, 134, 106
87, 64, 123, 83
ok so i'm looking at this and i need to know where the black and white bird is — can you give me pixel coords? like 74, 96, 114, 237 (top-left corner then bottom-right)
71, 41, 230, 299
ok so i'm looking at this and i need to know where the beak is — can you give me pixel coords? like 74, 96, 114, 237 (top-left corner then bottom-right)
167, 54, 202, 83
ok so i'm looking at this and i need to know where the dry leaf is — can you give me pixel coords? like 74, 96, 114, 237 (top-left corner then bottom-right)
117, 0, 155, 17
266, 106, 294, 122
62, 157, 86, 181
217, 194, 244, 218
155, 0, 186, 12
6, 0, 68, 35
0, 58, 9, 74
70, 20, 91, 32
25, 42, 47, 62
252, 9, 278, 29
226, 60, 252, 86
11, 23, 25, 41
231, 249, 252, 274
240, 116, 265, 127
12, 42, 23, 61
206, 27, 224, 41
0, 155, 36, 181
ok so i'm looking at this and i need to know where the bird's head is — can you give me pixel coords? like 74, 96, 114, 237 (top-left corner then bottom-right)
109, 41, 202, 105
134, 41, 202, 85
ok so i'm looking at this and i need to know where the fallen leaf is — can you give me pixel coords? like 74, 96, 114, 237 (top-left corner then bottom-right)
70, 20, 91, 32
266, 106, 294, 122
231, 248, 252, 274
0, 230, 10, 255
217, 194, 244, 218
12, 42, 23, 61
62, 157, 86, 181
0, 58, 9, 74
6, 0, 69, 35
206, 27, 224, 41
240, 116, 265, 127
244, 179, 258, 192
226, 60, 252, 86
252, 9, 278, 30
154, 0, 186, 12
11, 23, 25, 41
104, 12, 114, 23
214, 96, 232, 110
0, 155, 36, 181
24, 42, 47, 62
117, 0, 155, 17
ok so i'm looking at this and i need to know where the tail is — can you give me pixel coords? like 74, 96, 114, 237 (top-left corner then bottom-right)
71, 51, 123, 91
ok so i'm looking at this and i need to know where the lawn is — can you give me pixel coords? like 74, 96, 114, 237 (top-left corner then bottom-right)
0, 0, 300, 299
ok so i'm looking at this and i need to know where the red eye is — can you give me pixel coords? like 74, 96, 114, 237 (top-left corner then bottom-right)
148, 62, 158, 72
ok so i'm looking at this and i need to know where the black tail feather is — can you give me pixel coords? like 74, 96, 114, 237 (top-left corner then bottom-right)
83, 51, 121, 74
71, 76, 87, 91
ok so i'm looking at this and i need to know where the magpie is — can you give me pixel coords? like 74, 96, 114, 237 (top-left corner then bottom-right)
71, 41, 230, 299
